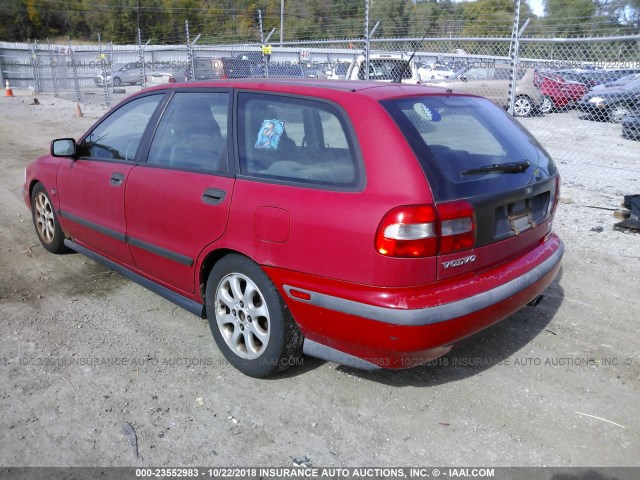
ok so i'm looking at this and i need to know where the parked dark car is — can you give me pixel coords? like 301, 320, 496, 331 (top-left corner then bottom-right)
193, 57, 254, 80
590, 73, 640, 92
556, 69, 640, 88
236, 52, 264, 65
257, 63, 305, 78
577, 78, 640, 123
24, 80, 562, 377
622, 108, 640, 140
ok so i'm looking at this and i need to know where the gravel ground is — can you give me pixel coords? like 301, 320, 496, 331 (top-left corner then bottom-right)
0, 90, 639, 468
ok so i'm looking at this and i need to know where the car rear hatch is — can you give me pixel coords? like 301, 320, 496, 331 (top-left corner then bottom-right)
381, 95, 559, 280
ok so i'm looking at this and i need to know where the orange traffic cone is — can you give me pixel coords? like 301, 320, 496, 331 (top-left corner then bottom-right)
5, 80, 14, 97
74, 102, 83, 118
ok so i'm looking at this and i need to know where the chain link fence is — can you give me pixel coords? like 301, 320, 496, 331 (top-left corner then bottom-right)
1, 29, 639, 179
1, 31, 638, 117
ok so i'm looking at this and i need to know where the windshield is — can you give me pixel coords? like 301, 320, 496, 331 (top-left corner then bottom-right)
610, 74, 639, 86
381, 96, 557, 201
623, 79, 640, 91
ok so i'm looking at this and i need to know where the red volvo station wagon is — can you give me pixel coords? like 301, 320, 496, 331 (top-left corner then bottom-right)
24, 80, 563, 377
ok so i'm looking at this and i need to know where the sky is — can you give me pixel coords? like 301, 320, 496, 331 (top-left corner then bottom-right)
527, 0, 545, 17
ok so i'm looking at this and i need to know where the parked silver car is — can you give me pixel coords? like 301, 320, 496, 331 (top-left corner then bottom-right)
429, 65, 543, 116
93, 62, 142, 87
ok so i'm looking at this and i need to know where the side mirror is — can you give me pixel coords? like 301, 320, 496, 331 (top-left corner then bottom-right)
51, 138, 77, 157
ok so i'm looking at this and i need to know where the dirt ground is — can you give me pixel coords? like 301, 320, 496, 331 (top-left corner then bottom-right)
0, 90, 639, 468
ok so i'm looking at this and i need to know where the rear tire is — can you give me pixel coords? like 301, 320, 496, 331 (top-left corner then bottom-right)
205, 254, 303, 378
540, 95, 554, 114
31, 183, 68, 254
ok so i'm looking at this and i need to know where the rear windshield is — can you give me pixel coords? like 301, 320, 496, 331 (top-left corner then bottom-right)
381, 96, 556, 201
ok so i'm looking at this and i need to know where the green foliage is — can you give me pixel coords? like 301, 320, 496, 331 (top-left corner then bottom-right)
0, 0, 637, 43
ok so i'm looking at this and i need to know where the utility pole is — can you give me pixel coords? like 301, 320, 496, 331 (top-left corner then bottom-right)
507, 0, 521, 116
280, 0, 284, 46
364, 0, 370, 81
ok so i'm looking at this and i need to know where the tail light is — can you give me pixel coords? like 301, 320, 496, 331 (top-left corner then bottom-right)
437, 200, 475, 254
169, 76, 177, 83
549, 175, 560, 216
375, 205, 437, 257
375, 200, 475, 258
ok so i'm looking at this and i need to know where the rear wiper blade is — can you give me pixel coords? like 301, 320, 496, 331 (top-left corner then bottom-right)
460, 161, 530, 176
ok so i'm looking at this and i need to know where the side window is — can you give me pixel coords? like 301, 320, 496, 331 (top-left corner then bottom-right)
493, 68, 511, 80
80, 94, 162, 161
147, 92, 229, 172
494, 68, 526, 80
465, 68, 490, 80
237, 93, 360, 188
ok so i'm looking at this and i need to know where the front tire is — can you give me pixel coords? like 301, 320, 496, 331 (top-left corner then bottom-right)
540, 95, 554, 114
112, 76, 122, 87
608, 104, 630, 123
31, 183, 68, 254
205, 254, 303, 378
513, 96, 533, 117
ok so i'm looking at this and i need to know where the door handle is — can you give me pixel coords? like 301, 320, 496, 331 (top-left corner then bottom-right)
202, 188, 226, 205
110, 172, 125, 186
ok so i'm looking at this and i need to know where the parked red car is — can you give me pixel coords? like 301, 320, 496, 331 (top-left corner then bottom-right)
24, 80, 563, 377
535, 70, 587, 113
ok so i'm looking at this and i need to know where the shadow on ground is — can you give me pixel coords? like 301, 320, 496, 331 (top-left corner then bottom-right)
329, 267, 565, 387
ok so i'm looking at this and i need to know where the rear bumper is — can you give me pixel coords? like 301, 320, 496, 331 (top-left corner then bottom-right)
268, 234, 563, 370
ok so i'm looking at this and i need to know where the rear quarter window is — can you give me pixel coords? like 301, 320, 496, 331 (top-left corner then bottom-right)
237, 92, 362, 189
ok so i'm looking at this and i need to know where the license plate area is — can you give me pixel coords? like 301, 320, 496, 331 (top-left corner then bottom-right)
508, 201, 536, 235
494, 191, 550, 239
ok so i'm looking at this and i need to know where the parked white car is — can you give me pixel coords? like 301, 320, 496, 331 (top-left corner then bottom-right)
345, 53, 421, 84
418, 63, 455, 81
326, 61, 352, 80
145, 68, 190, 84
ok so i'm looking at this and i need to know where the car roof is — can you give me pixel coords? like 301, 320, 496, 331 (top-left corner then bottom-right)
142, 78, 461, 100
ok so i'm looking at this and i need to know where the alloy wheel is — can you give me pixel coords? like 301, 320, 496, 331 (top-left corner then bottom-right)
34, 192, 56, 244
215, 272, 270, 359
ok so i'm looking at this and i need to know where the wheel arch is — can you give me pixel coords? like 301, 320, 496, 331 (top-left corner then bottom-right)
515, 94, 533, 103
198, 247, 254, 305
28, 179, 42, 201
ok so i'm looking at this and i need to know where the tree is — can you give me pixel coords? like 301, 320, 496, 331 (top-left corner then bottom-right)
544, 0, 597, 36
371, 0, 411, 37
462, 0, 533, 37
